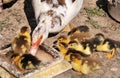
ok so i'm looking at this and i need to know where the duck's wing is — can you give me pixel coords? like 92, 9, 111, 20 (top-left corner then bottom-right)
64, 0, 83, 26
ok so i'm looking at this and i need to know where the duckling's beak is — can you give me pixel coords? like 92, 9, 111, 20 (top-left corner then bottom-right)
30, 35, 43, 56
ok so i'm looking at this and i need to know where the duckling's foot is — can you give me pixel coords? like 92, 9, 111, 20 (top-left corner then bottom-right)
61, 23, 74, 32
76, 71, 82, 75
106, 49, 115, 59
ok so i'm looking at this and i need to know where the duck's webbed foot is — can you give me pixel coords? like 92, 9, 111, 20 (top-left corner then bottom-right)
106, 48, 115, 59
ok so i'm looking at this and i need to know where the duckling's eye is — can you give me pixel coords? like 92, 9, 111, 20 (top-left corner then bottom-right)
69, 44, 73, 46
59, 44, 63, 47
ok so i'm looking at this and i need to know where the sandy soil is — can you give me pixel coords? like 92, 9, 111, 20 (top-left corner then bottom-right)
0, 0, 120, 78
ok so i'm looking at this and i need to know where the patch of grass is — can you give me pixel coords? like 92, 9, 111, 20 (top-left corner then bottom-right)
84, 7, 106, 17
0, 19, 8, 32
86, 17, 100, 29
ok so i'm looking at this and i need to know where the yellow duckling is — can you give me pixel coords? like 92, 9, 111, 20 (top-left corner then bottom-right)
11, 53, 41, 73
68, 25, 89, 35
55, 25, 90, 44
64, 51, 73, 62
53, 40, 75, 62
70, 53, 101, 75
68, 25, 91, 42
12, 26, 31, 55
68, 39, 92, 56
53, 42, 68, 56
57, 35, 71, 45
64, 49, 85, 62
94, 33, 116, 58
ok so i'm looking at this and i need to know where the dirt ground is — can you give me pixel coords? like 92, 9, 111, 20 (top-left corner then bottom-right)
0, 0, 120, 78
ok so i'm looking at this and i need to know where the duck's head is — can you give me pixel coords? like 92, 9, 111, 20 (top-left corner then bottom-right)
57, 42, 68, 49
58, 36, 70, 44
30, 19, 50, 56
68, 39, 81, 49
53, 35, 70, 48
20, 26, 29, 34
94, 33, 105, 44
70, 53, 82, 62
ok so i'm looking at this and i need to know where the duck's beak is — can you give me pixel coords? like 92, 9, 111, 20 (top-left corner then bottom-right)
30, 35, 43, 56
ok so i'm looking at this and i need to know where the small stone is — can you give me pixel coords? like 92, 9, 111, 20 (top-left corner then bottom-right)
110, 67, 118, 71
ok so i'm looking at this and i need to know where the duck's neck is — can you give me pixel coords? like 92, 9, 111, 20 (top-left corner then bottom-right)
30, 18, 51, 56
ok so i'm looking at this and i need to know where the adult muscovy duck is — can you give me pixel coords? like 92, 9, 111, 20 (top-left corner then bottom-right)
30, 0, 83, 56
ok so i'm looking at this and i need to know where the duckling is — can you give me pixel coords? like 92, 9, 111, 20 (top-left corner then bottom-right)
65, 38, 96, 61
68, 25, 89, 35
68, 39, 93, 56
53, 35, 70, 45
64, 49, 88, 62
53, 40, 81, 61
30, 0, 83, 56
70, 53, 101, 75
53, 42, 68, 56
53, 40, 70, 61
94, 33, 116, 58
11, 53, 41, 73
57, 35, 71, 45
68, 25, 91, 42
64, 51, 73, 62
12, 26, 31, 55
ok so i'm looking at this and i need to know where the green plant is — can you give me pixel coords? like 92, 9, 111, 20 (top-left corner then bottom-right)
84, 7, 106, 17
0, 19, 8, 31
